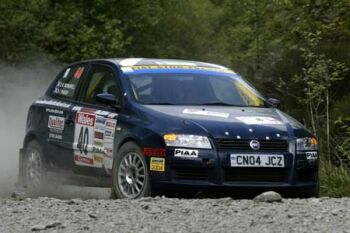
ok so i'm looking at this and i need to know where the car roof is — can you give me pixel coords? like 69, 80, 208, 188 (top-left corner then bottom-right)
101, 58, 229, 70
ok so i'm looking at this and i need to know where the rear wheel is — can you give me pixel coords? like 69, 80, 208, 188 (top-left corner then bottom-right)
111, 142, 151, 199
23, 140, 46, 193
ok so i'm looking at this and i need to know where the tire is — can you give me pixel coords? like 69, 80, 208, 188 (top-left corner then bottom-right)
22, 140, 46, 194
111, 142, 151, 199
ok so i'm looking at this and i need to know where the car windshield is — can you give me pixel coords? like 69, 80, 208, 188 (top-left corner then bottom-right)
127, 72, 266, 107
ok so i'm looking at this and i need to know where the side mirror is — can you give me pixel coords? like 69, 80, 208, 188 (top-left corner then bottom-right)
267, 98, 281, 108
96, 93, 118, 106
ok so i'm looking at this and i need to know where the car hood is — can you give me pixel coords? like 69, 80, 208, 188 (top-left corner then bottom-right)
142, 105, 311, 140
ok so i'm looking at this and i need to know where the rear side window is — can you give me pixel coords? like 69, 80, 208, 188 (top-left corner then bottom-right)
52, 65, 86, 99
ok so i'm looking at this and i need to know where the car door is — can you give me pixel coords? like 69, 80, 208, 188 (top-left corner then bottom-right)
45, 63, 88, 170
70, 63, 122, 176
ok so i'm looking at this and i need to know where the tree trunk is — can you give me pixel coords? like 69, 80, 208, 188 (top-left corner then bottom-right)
326, 89, 330, 160
310, 99, 316, 136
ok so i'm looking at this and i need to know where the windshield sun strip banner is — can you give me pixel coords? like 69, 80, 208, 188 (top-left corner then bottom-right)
120, 65, 236, 74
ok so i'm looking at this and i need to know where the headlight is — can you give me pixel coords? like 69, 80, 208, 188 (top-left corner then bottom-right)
296, 137, 318, 150
163, 134, 212, 149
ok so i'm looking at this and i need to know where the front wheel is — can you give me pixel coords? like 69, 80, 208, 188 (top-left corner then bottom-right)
111, 142, 151, 199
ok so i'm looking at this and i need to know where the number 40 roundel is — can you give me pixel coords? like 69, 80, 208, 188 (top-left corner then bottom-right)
73, 112, 96, 166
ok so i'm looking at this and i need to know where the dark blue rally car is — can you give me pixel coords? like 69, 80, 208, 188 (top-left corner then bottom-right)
18, 58, 319, 198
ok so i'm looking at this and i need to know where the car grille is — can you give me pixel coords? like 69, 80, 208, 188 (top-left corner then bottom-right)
215, 139, 288, 152
174, 167, 209, 181
223, 168, 288, 182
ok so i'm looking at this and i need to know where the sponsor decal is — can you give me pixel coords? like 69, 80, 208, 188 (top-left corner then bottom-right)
183, 109, 229, 118
95, 124, 105, 131
35, 99, 71, 108
107, 113, 118, 119
104, 130, 113, 138
74, 155, 93, 165
72, 106, 83, 112
94, 154, 103, 163
94, 140, 104, 147
306, 151, 318, 160
49, 133, 62, 140
121, 65, 235, 74
73, 111, 96, 167
74, 66, 85, 79
94, 131, 104, 140
96, 116, 106, 125
174, 148, 198, 158
46, 108, 63, 115
54, 81, 76, 96
75, 112, 96, 127
105, 120, 116, 129
55, 81, 75, 90
73, 111, 116, 171
150, 157, 165, 172
92, 145, 104, 153
235, 116, 283, 125
144, 148, 166, 157
48, 115, 65, 131
94, 110, 110, 116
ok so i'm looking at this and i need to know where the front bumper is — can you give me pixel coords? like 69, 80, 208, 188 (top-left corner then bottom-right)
149, 147, 319, 191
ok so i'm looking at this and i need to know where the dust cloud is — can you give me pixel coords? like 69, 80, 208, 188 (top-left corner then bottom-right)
0, 57, 110, 199
0, 56, 59, 197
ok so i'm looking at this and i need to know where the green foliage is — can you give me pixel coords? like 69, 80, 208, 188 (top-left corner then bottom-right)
294, 31, 347, 105
1, 0, 350, 196
320, 161, 350, 197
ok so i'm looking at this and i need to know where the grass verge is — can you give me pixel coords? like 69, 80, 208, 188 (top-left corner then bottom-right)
320, 160, 350, 197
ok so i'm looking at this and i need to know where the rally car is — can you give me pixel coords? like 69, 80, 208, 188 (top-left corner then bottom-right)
18, 58, 319, 198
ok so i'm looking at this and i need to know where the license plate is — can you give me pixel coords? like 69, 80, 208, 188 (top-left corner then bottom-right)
230, 154, 285, 167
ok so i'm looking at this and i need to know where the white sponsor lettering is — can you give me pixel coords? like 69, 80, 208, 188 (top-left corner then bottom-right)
94, 110, 110, 116
55, 81, 76, 90
35, 99, 71, 108
183, 109, 229, 118
72, 106, 83, 112
235, 116, 283, 125
49, 133, 62, 140
174, 148, 198, 158
46, 108, 64, 115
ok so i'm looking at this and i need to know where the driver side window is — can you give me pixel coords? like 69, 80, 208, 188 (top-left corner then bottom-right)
81, 64, 121, 106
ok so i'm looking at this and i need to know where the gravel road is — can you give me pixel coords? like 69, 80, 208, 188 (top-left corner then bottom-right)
0, 195, 349, 233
